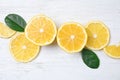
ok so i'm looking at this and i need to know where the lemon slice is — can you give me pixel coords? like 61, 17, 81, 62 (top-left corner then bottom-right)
25, 14, 57, 46
0, 22, 16, 38
57, 22, 87, 53
104, 43, 120, 58
10, 33, 40, 62
86, 21, 110, 50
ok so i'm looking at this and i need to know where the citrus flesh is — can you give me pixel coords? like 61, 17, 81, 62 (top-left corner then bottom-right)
0, 22, 16, 38
104, 44, 120, 58
25, 14, 57, 46
10, 33, 40, 62
86, 21, 110, 50
57, 22, 87, 53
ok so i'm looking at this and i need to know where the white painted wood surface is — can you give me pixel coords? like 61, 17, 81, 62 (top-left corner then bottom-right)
0, 0, 120, 80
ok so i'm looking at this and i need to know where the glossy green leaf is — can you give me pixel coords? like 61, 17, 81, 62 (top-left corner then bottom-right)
5, 14, 26, 32
81, 48, 100, 69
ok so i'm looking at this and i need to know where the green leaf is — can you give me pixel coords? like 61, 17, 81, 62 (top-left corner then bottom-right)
5, 14, 26, 32
81, 48, 100, 69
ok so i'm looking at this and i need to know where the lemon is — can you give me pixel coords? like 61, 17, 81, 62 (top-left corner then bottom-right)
104, 43, 120, 58
57, 22, 87, 53
25, 14, 57, 46
0, 22, 16, 38
86, 21, 110, 50
10, 33, 40, 62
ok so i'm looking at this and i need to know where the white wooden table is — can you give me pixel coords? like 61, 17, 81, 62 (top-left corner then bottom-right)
0, 0, 120, 80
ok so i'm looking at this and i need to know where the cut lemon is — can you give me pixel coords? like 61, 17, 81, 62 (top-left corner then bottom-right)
86, 21, 110, 50
0, 22, 16, 38
57, 22, 87, 53
10, 33, 40, 62
104, 43, 120, 58
25, 14, 57, 46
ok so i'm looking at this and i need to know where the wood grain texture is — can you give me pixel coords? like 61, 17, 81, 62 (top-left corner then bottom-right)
0, 0, 120, 80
